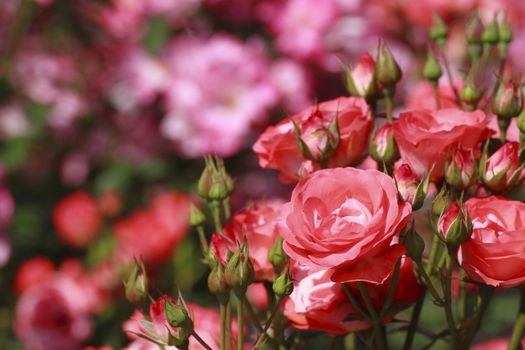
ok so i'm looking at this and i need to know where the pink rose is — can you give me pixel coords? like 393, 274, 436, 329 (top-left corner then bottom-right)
459, 196, 525, 288
394, 164, 419, 204
253, 97, 372, 183
15, 256, 55, 294
481, 142, 521, 192
14, 275, 93, 350
280, 167, 412, 284
211, 199, 284, 281
393, 108, 490, 180
283, 264, 370, 334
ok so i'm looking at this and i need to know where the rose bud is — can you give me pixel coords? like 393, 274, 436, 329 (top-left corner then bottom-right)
375, 42, 402, 93
445, 148, 477, 189
268, 235, 288, 272
224, 242, 254, 296
124, 259, 149, 304
492, 80, 523, 127
345, 53, 377, 102
272, 267, 293, 300
481, 16, 499, 46
466, 14, 484, 60
197, 156, 234, 201
480, 142, 523, 192
394, 164, 419, 204
404, 225, 425, 261
293, 108, 340, 165
422, 48, 442, 83
438, 202, 472, 251
460, 81, 483, 111
207, 252, 230, 304
432, 186, 451, 217
369, 124, 400, 166
429, 14, 448, 44
164, 298, 193, 332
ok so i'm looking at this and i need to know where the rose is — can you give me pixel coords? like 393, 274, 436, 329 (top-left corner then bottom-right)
211, 199, 284, 281
14, 256, 55, 294
393, 108, 490, 180
253, 97, 372, 183
283, 264, 370, 334
481, 142, 521, 192
53, 192, 102, 247
279, 167, 411, 284
14, 275, 93, 350
459, 196, 525, 288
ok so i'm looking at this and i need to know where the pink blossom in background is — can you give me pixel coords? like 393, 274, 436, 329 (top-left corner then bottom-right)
0, 102, 30, 139
14, 274, 93, 350
161, 34, 278, 157
269, 59, 312, 112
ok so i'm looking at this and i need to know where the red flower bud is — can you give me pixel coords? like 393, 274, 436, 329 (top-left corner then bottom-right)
369, 124, 400, 165
481, 142, 522, 192
346, 53, 377, 100
394, 164, 419, 204
438, 203, 471, 251
445, 148, 477, 189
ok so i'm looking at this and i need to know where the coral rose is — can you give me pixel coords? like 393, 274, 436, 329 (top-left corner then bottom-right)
253, 97, 372, 183
280, 167, 411, 284
393, 108, 490, 180
459, 196, 525, 288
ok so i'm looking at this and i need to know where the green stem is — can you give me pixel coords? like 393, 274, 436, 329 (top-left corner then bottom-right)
385, 93, 394, 124
212, 201, 234, 245
426, 235, 441, 275
379, 259, 401, 318
357, 282, 388, 350
437, 42, 462, 108
416, 261, 443, 305
220, 303, 227, 350
457, 270, 467, 322
192, 330, 214, 350
443, 254, 459, 348
402, 291, 426, 350
225, 300, 232, 349
237, 297, 244, 350
197, 226, 209, 256
252, 300, 281, 349
509, 288, 525, 350
343, 284, 370, 321
463, 286, 494, 348
222, 198, 231, 220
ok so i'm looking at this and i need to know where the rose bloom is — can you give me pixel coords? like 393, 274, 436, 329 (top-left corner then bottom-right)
280, 167, 411, 284
253, 97, 372, 183
283, 263, 370, 334
393, 108, 490, 180
53, 192, 102, 248
459, 196, 525, 288
113, 192, 192, 265
14, 275, 93, 350
211, 199, 284, 281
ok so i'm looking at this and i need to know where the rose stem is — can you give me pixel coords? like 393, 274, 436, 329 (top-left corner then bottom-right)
508, 287, 525, 350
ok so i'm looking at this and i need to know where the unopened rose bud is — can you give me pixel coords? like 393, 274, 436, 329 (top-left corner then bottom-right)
423, 48, 442, 82
189, 203, 206, 227
481, 16, 499, 46
164, 298, 193, 347
429, 14, 448, 45
272, 267, 293, 299
438, 202, 471, 251
405, 226, 425, 261
268, 235, 288, 272
198, 156, 234, 201
345, 53, 377, 101
432, 186, 451, 217
292, 110, 340, 165
225, 243, 254, 296
466, 14, 484, 60
481, 142, 523, 192
394, 164, 419, 204
369, 124, 400, 166
497, 15, 512, 44
208, 256, 230, 304
493, 80, 523, 121
124, 260, 149, 304
460, 81, 483, 111
375, 42, 402, 93
445, 148, 477, 189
